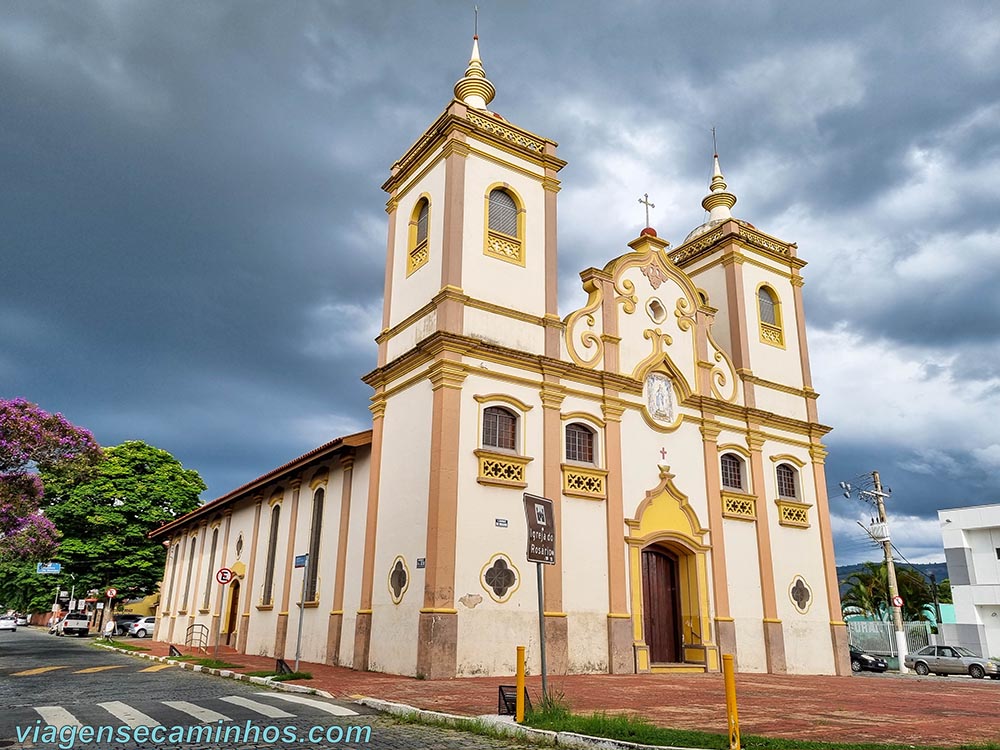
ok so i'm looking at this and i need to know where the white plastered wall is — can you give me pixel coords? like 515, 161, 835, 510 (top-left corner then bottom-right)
460, 146, 548, 334
741, 262, 803, 389
453, 373, 547, 676
368, 379, 433, 676
723, 519, 766, 672
388, 155, 447, 329
338, 447, 371, 667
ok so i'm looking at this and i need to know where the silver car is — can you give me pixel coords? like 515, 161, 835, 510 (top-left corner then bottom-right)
0, 616, 16, 632
904, 644, 1000, 679
127, 616, 156, 638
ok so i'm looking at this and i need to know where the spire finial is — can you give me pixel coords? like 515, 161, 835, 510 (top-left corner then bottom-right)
701, 136, 736, 221
454, 18, 495, 110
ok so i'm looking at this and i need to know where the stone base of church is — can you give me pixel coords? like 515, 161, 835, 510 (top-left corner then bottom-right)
763, 620, 787, 673
544, 615, 569, 675
353, 612, 372, 671
830, 622, 851, 675
607, 617, 634, 673
326, 612, 343, 665
715, 618, 737, 669
416, 611, 458, 679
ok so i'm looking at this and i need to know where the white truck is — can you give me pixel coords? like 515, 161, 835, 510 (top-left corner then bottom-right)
59, 612, 90, 637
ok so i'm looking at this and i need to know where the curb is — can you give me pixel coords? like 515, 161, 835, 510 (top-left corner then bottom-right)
93, 643, 335, 699
94, 644, 710, 750
354, 697, 712, 750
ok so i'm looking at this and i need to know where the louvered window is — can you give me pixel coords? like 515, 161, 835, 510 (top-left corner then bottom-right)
488, 189, 518, 236
758, 287, 777, 325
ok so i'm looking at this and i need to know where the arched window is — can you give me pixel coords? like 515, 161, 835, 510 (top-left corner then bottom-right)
182, 534, 198, 612
202, 527, 219, 610
485, 187, 524, 265
565, 423, 595, 464
163, 542, 180, 611
483, 406, 517, 451
304, 488, 324, 602
720, 453, 745, 492
262, 506, 281, 606
776, 464, 798, 499
757, 285, 784, 346
407, 197, 430, 275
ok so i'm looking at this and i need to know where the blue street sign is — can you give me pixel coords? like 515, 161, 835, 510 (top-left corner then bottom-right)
294, 554, 308, 569
36, 562, 61, 574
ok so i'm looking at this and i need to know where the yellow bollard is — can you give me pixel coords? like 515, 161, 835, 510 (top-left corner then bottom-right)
515, 645, 526, 723
722, 654, 740, 750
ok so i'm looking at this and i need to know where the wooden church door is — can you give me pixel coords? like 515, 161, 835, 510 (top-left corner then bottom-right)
225, 580, 240, 645
641, 547, 682, 663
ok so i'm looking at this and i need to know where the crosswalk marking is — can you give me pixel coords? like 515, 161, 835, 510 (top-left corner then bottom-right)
12, 666, 68, 676
218, 695, 295, 718
75, 665, 128, 674
162, 701, 231, 723
256, 692, 358, 716
138, 663, 177, 672
35, 706, 82, 728
97, 701, 161, 728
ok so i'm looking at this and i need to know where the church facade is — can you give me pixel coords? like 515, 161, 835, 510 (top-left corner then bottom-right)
151, 39, 850, 678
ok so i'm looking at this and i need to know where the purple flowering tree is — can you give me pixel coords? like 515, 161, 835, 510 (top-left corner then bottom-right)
0, 398, 101, 560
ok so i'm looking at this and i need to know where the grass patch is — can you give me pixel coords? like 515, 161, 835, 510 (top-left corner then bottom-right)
241, 670, 312, 681
94, 640, 149, 652
523, 694, 1000, 750
166, 655, 241, 669
270, 671, 313, 681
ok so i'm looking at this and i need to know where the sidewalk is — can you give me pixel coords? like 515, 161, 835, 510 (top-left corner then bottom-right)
131, 641, 999, 746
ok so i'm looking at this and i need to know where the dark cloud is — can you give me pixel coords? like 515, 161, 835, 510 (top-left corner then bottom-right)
2, 1, 997, 566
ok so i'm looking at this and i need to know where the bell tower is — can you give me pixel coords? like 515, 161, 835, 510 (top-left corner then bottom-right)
357, 36, 567, 678
377, 36, 567, 368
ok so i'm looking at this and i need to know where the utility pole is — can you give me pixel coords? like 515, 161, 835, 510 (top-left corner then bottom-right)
871, 470, 909, 672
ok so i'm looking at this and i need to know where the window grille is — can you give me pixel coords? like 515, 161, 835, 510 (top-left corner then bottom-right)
488, 189, 518, 236
565, 423, 595, 463
721, 454, 744, 491
758, 287, 777, 325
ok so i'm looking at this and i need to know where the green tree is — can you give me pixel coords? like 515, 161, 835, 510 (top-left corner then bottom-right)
841, 561, 937, 621
38, 440, 205, 602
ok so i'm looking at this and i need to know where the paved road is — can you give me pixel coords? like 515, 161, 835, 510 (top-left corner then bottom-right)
1, 627, 530, 749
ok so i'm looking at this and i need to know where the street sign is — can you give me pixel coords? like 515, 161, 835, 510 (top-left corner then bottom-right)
891, 595, 904, 608
215, 567, 234, 585
105, 588, 117, 598
36, 562, 61, 574
523, 493, 556, 565
294, 554, 308, 569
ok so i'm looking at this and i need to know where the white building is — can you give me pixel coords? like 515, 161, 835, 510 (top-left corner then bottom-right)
940, 503, 1000, 658
150, 37, 850, 678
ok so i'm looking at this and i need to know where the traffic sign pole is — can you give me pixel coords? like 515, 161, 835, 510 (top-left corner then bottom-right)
523, 493, 556, 699
294, 553, 308, 673
536, 562, 547, 698
213, 568, 234, 659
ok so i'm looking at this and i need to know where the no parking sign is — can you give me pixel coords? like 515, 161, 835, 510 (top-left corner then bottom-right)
216, 567, 234, 585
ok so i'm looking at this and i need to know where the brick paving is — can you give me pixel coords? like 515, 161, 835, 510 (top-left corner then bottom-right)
131, 641, 1000, 746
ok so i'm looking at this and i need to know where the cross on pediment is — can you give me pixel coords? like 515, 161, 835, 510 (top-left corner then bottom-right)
638, 193, 655, 227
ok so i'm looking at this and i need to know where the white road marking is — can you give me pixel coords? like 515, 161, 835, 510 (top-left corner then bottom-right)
255, 692, 358, 716
96, 701, 161, 728
218, 695, 295, 718
34, 706, 82, 728
162, 700, 232, 723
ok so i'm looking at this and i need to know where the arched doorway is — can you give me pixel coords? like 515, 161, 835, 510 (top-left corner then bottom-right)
225, 580, 240, 646
626, 467, 716, 672
641, 546, 682, 663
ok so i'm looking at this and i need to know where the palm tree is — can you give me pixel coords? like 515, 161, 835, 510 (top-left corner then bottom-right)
840, 561, 935, 621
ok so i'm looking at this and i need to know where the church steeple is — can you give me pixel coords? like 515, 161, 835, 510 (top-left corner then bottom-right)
454, 36, 496, 110
700, 154, 737, 222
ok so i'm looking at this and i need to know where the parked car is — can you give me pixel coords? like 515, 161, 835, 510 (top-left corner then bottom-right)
904, 645, 1000, 679
113, 614, 143, 635
850, 645, 888, 673
58, 612, 90, 637
127, 616, 156, 638
0, 615, 16, 632
14, 614, 28, 626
